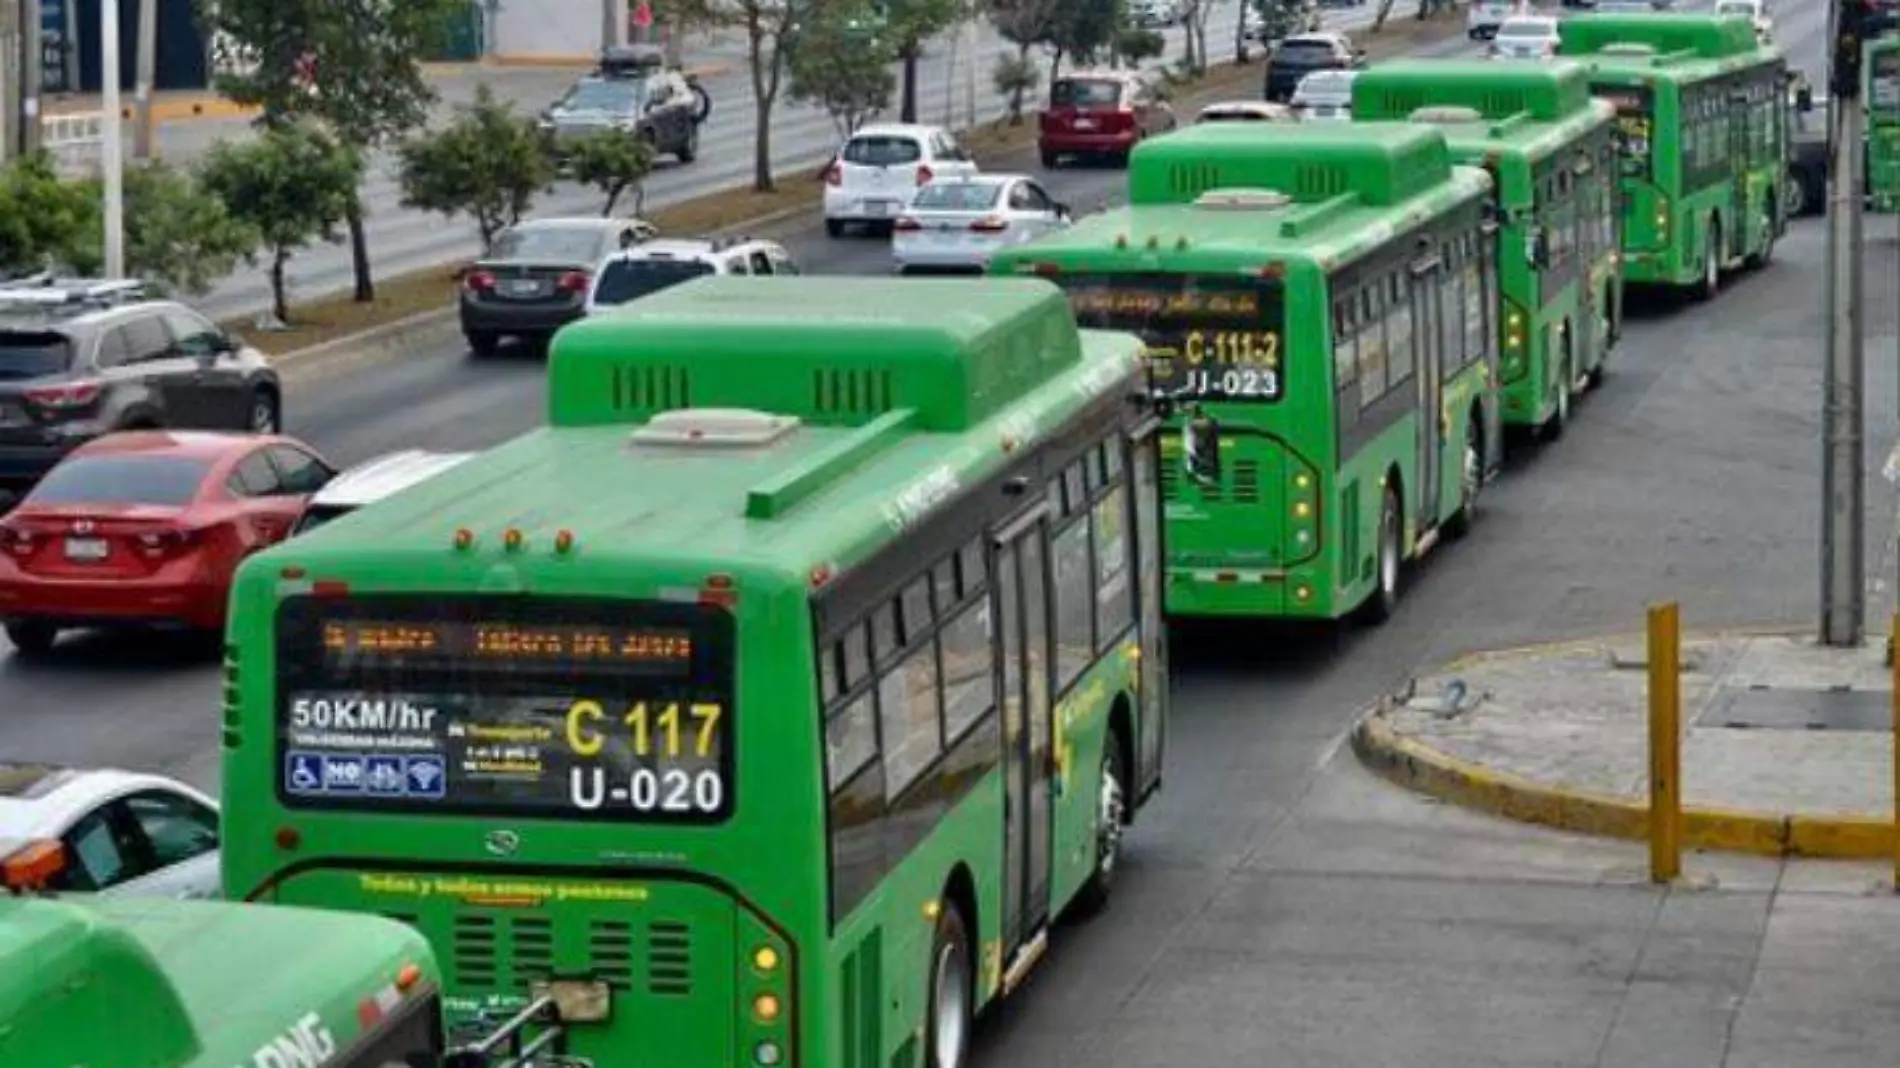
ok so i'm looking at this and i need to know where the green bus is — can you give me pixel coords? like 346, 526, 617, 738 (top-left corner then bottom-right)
1352, 59, 1621, 439
1557, 13, 1789, 298
992, 122, 1502, 623
2, 840, 451, 1067
219, 277, 1171, 1068
1868, 35, 1900, 213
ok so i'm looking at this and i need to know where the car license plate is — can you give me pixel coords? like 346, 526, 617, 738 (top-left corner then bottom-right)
1074, 117, 1096, 130
866, 200, 896, 217
504, 278, 544, 297
64, 537, 107, 562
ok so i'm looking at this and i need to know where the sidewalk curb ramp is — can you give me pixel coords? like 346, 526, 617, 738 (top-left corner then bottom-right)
1349, 627, 1897, 861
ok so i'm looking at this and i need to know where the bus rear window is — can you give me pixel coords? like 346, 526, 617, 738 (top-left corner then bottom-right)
1593, 83, 1653, 178
272, 595, 737, 823
1055, 273, 1286, 403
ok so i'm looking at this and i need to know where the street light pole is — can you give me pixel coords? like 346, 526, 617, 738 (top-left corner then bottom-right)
100, 0, 124, 278
1822, 0, 1869, 646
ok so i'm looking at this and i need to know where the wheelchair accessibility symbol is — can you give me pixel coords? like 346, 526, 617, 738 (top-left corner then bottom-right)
286, 751, 325, 794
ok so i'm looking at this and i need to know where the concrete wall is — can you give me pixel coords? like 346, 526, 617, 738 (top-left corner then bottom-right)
487, 0, 622, 61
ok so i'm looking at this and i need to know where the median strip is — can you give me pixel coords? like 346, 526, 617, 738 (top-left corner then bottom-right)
243, 13, 1468, 374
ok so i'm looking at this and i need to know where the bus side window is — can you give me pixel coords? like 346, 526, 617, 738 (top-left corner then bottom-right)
878, 643, 942, 797
1050, 511, 1094, 690
939, 600, 994, 742
956, 538, 987, 598
826, 692, 877, 788
1093, 467, 1134, 647
840, 624, 870, 693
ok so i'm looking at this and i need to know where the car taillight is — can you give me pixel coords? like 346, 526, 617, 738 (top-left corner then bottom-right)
915, 165, 933, 186
463, 270, 496, 292
969, 216, 1009, 233
823, 160, 842, 185
0, 524, 33, 556
893, 216, 923, 232
557, 270, 590, 293
23, 380, 100, 411
134, 528, 197, 558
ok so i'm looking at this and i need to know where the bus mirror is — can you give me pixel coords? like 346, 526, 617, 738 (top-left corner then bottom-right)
1527, 228, 1551, 269
1184, 407, 1221, 486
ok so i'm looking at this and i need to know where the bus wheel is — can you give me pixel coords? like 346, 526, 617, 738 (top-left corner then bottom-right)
1075, 729, 1128, 916
1539, 354, 1571, 443
1444, 419, 1482, 540
1747, 196, 1776, 268
1696, 221, 1721, 301
926, 904, 973, 1068
1358, 483, 1402, 625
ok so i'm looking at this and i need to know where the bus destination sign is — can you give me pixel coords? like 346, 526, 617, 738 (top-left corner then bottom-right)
319, 619, 695, 676
1058, 273, 1285, 402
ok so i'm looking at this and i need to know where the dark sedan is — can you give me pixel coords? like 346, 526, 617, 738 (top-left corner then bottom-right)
458, 216, 658, 356
1264, 32, 1365, 103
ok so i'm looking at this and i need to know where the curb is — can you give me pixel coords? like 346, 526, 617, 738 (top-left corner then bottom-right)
1351, 626, 1896, 861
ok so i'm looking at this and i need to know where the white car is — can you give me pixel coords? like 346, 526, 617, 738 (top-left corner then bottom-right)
292, 449, 476, 535
1467, 0, 1520, 39
1197, 100, 1299, 123
0, 762, 220, 898
1489, 15, 1560, 60
584, 237, 798, 314
1291, 70, 1357, 122
892, 174, 1072, 273
823, 123, 980, 237
1129, 0, 1181, 27
1713, 0, 1772, 42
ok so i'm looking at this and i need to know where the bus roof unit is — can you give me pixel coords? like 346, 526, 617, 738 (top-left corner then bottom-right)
548, 275, 1087, 430
1557, 13, 1764, 62
1350, 58, 1595, 122
1125, 120, 1456, 207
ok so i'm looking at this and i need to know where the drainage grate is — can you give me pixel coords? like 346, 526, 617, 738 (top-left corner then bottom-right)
1696, 686, 1894, 732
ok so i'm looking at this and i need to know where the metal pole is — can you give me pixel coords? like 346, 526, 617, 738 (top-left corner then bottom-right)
1648, 601, 1682, 883
20, 0, 40, 154
601, 0, 617, 51
1821, 0, 1867, 648
100, 0, 122, 278
130, 0, 151, 158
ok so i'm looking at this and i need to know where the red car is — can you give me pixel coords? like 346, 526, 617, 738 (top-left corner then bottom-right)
0, 431, 335, 655
1038, 70, 1177, 168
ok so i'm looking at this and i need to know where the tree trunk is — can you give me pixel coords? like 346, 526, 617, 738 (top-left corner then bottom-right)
1008, 42, 1030, 120
345, 195, 373, 302
900, 46, 920, 123
604, 183, 623, 215
1234, 1, 1249, 63
746, 17, 783, 193
269, 251, 289, 325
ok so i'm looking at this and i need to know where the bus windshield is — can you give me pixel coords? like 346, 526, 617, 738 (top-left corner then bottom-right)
1054, 273, 1286, 402
272, 594, 736, 822
1593, 83, 1653, 178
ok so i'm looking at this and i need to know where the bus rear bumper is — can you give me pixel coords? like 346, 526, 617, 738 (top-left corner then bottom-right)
1615, 250, 1689, 286
1164, 568, 1335, 618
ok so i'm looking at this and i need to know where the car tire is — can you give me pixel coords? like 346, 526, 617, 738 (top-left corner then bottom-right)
5, 621, 58, 657
825, 219, 846, 238
677, 119, 699, 163
466, 332, 500, 358
247, 388, 280, 434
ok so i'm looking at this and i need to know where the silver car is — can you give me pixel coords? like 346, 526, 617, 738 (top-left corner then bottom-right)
293, 449, 475, 535
892, 174, 1073, 273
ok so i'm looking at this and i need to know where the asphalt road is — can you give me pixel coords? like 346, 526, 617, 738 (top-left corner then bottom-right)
158, 0, 1359, 322
15, 3, 1900, 1063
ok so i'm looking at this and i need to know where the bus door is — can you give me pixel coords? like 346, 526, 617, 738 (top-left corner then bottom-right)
1727, 77, 1750, 259
1126, 422, 1167, 796
1409, 252, 1446, 528
992, 504, 1055, 951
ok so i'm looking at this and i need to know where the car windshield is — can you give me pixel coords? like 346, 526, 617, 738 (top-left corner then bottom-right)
912, 181, 1003, 210
843, 135, 923, 165
1276, 40, 1337, 62
489, 225, 606, 263
592, 258, 716, 306
0, 330, 73, 380
28, 455, 209, 506
1051, 78, 1123, 107
558, 80, 641, 112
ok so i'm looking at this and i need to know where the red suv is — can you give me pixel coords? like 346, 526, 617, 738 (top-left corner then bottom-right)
1038, 71, 1177, 168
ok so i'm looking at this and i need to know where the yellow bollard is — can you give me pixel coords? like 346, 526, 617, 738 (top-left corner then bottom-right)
1648, 602, 1681, 883
1892, 615, 1899, 893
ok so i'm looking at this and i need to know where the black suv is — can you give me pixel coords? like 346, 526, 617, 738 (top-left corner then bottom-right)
0, 279, 282, 504
1264, 32, 1365, 102
538, 47, 706, 165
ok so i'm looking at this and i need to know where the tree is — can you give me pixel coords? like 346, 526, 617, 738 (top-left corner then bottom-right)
197, 123, 357, 326
0, 153, 97, 278
197, 0, 470, 303
1046, 0, 1119, 77
885, 0, 966, 122
789, 14, 899, 138
396, 85, 554, 249
1117, 27, 1165, 67
1179, 0, 1214, 71
992, 52, 1041, 123
667, 0, 805, 192
566, 129, 659, 217
1248, 0, 1315, 56
67, 163, 259, 296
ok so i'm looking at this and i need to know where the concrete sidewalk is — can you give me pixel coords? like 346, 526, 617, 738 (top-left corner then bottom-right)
1353, 628, 1900, 860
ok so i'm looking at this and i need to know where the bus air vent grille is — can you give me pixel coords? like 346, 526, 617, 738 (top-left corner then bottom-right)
1231, 460, 1260, 504
452, 914, 500, 989
647, 920, 692, 995
1158, 459, 1180, 501
1297, 165, 1348, 200
813, 368, 896, 418
588, 920, 636, 990
613, 362, 693, 414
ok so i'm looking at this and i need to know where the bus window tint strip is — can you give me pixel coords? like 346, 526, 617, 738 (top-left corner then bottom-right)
1056, 273, 1286, 402
273, 595, 737, 823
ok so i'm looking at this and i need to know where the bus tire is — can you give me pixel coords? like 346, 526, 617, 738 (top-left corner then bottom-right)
1358, 482, 1402, 625
1696, 220, 1721, 301
1074, 725, 1129, 916
926, 902, 974, 1068
1444, 415, 1482, 540
1539, 340, 1571, 443
1747, 193, 1776, 268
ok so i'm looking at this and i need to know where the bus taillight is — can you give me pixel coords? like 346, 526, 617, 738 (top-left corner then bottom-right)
701, 573, 738, 606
